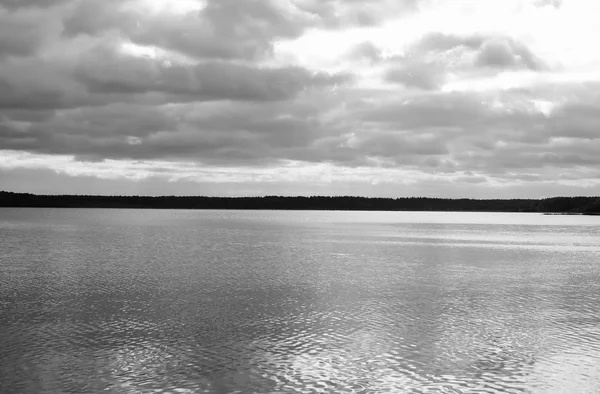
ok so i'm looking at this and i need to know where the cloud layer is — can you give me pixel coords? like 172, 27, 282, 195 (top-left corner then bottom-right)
1, 0, 599, 197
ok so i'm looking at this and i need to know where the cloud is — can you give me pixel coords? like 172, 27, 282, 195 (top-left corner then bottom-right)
0, 0, 68, 10
376, 32, 546, 91
0, 0, 599, 197
534, 0, 562, 8
474, 37, 544, 71
409, 32, 484, 54
547, 102, 600, 140
0, 89, 340, 164
61, 0, 416, 63
346, 41, 384, 63
61, 0, 128, 38
0, 42, 348, 115
75, 43, 347, 100
0, 15, 43, 58
0, 6, 63, 59
415, 33, 545, 71
63, 0, 309, 61
3, 78, 598, 183
383, 62, 446, 90
359, 92, 494, 129
0, 67, 70, 110
293, 0, 421, 28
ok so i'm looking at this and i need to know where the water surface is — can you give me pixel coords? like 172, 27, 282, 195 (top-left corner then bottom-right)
1, 209, 600, 393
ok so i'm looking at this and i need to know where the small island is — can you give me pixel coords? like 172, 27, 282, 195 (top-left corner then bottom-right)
1, 191, 599, 215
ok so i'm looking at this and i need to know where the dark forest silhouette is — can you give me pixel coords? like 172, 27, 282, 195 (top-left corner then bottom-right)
1, 191, 599, 214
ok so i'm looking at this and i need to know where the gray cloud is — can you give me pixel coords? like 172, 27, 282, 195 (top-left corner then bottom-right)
3, 67, 599, 182
74, 43, 347, 101
61, 0, 126, 38
454, 175, 488, 184
0, 0, 597, 196
474, 38, 544, 70
0, 91, 339, 165
0, 9, 61, 59
346, 89, 600, 176
383, 62, 445, 90
0, 16, 41, 58
346, 41, 384, 63
547, 103, 600, 140
0, 0, 68, 10
534, 0, 562, 8
0, 0, 350, 113
359, 92, 494, 129
0, 56, 89, 110
456, 138, 600, 174
61, 0, 411, 63
0, 43, 348, 114
409, 32, 545, 72
410, 32, 484, 53
63, 0, 307, 61
294, 0, 420, 29
380, 32, 546, 90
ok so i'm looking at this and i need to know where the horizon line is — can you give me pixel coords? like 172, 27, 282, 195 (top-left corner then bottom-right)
2, 190, 599, 201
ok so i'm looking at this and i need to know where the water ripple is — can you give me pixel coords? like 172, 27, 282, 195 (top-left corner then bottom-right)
1, 209, 600, 393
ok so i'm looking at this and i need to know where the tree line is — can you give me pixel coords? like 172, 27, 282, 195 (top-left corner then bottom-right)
1, 191, 599, 214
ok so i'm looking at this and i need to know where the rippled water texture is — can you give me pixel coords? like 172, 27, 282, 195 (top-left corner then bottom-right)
1, 209, 600, 393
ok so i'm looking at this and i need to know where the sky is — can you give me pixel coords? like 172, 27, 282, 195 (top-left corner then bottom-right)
1, 0, 600, 197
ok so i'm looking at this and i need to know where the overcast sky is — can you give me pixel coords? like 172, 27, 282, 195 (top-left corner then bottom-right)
1, 0, 599, 197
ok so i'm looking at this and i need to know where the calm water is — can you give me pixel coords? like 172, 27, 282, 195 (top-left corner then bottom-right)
1, 209, 600, 394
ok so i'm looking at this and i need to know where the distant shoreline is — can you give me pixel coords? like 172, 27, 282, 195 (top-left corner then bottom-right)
1, 191, 599, 215
544, 212, 600, 216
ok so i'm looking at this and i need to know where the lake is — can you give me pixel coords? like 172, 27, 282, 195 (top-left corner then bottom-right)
1, 209, 600, 393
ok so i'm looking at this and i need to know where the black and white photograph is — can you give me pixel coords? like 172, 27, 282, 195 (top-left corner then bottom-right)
1, 0, 600, 393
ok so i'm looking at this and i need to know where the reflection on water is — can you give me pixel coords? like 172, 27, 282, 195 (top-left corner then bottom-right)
1, 209, 600, 393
